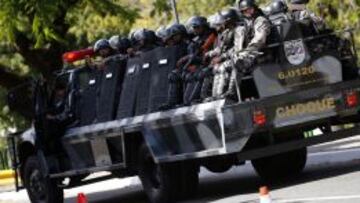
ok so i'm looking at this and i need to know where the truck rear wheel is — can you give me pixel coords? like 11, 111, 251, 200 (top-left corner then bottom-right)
23, 156, 63, 203
252, 147, 307, 182
138, 144, 180, 203
177, 163, 199, 200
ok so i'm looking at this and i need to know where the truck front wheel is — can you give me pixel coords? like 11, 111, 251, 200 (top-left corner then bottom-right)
23, 156, 63, 203
138, 144, 179, 203
251, 147, 307, 182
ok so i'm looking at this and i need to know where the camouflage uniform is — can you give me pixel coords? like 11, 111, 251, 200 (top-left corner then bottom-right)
212, 14, 270, 99
289, 2, 325, 32
208, 27, 238, 98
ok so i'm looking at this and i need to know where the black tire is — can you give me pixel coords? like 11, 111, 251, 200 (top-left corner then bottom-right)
177, 163, 199, 200
23, 156, 64, 203
138, 144, 179, 203
252, 147, 307, 182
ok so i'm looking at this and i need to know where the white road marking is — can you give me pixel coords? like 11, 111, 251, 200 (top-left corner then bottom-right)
277, 195, 360, 202
309, 147, 360, 157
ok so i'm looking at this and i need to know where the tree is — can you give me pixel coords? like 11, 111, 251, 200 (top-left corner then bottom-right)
0, 0, 138, 84
0, 0, 138, 131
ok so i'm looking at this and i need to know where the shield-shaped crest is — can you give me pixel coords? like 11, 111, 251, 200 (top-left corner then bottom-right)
284, 39, 306, 65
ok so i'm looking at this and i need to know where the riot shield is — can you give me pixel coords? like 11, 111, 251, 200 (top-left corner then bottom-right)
116, 56, 142, 119
97, 56, 127, 122
135, 50, 156, 116
74, 67, 102, 126
148, 46, 183, 112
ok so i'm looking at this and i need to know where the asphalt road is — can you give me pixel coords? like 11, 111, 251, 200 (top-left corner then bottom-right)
1, 136, 359, 203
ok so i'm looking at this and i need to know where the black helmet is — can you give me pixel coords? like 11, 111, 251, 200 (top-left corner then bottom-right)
145, 29, 157, 43
269, 0, 288, 15
94, 39, 111, 53
186, 16, 208, 34
237, 0, 256, 11
130, 29, 146, 45
167, 23, 187, 38
219, 8, 239, 23
109, 35, 131, 51
186, 16, 208, 28
156, 26, 168, 39
130, 29, 156, 46
289, 0, 309, 4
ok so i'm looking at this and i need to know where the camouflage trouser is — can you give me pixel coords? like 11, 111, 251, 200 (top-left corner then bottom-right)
212, 54, 255, 99
212, 60, 233, 98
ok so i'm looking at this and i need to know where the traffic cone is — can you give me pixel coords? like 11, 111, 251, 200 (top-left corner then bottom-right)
259, 186, 272, 203
77, 192, 88, 203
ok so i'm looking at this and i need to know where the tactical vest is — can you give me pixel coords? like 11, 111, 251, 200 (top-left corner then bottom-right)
219, 28, 235, 53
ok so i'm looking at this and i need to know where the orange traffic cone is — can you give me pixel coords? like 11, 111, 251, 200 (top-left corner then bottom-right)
259, 186, 272, 203
77, 192, 88, 203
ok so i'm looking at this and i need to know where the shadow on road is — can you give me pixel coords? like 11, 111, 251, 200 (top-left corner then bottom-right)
65, 159, 360, 203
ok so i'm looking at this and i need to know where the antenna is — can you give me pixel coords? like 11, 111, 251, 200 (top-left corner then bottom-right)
170, 0, 180, 23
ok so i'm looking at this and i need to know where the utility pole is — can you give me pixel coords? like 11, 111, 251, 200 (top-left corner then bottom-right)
170, 0, 180, 23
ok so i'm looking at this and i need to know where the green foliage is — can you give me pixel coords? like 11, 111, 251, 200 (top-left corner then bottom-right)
0, 0, 138, 48
0, 88, 29, 136
67, 7, 135, 46
132, 0, 234, 29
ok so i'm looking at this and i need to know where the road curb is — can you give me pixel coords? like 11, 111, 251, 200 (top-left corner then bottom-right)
0, 178, 14, 186
0, 170, 14, 180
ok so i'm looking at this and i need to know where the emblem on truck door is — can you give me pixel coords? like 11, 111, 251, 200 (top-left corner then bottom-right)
284, 39, 306, 65
276, 97, 336, 119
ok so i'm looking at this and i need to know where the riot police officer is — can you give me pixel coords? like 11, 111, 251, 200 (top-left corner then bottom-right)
288, 0, 325, 33
156, 25, 168, 45
129, 29, 159, 56
270, 0, 288, 15
211, 0, 271, 100
200, 8, 240, 101
109, 35, 131, 55
94, 39, 115, 58
161, 16, 217, 109
166, 23, 189, 47
267, 0, 290, 25
181, 16, 217, 105
46, 82, 74, 127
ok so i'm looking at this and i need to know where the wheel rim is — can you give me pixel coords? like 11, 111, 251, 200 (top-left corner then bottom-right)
28, 169, 46, 202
